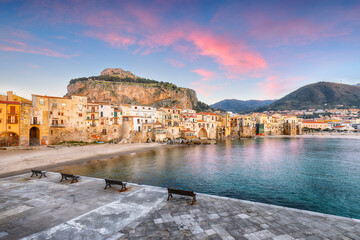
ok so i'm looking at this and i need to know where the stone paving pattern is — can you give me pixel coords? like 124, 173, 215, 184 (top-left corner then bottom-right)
1, 173, 360, 240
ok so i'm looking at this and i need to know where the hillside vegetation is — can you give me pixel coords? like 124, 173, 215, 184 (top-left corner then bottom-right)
256, 82, 360, 111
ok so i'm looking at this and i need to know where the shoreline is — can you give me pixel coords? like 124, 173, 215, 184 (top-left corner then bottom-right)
2, 133, 360, 177
262, 132, 360, 140
0, 143, 175, 178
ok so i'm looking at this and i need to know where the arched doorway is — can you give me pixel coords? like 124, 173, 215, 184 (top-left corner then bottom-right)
29, 127, 40, 146
198, 128, 208, 139
0, 132, 19, 147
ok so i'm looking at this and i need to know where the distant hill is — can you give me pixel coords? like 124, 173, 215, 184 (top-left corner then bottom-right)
256, 82, 360, 111
211, 99, 276, 113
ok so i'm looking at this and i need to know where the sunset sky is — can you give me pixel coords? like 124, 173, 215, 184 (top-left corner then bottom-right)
1, 0, 360, 104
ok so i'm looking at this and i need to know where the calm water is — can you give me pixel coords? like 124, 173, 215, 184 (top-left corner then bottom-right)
51, 138, 360, 219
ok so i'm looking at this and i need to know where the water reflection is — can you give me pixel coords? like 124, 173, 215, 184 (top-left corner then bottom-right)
49, 138, 360, 219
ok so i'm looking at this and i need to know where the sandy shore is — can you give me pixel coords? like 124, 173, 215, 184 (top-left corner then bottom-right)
0, 143, 168, 177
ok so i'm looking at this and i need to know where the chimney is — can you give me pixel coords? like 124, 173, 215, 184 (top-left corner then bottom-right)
7, 91, 13, 101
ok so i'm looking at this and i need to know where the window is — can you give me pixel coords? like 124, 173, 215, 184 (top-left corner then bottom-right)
79, 97, 83, 102
114, 129, 117, 132
58, 112, 60, 116
53, 101, 57, 107
51, 130, 54, 135
10, 106, 15, 114
50, 111, 53, 115
0, 108, 2, 113
62, 103, 66, 108
79, 113, 82, 117
61, 120, 64, 124
100, 112, 103, 117
61, 112, 64, 116
39, 98, 44, 105
8, 116, 17, 124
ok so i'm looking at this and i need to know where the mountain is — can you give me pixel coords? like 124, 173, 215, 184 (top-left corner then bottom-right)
66, 68, 211, 112
256, 82, 360, 111
211, 99, 276, 113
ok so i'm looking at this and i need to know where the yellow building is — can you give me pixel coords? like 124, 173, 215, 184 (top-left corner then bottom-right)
0, 91, 31, 146
0, 100, 21, 146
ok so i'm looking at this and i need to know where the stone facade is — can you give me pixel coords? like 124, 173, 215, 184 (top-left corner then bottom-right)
1, 90, 304, 146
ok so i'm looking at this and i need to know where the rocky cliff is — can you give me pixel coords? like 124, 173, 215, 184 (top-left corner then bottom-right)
66, 68, 208, 110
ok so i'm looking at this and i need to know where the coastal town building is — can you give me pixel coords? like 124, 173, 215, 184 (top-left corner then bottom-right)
6, 89, 355, 147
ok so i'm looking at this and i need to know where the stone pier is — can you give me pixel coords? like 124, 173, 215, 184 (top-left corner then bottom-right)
0, 173, 360, 239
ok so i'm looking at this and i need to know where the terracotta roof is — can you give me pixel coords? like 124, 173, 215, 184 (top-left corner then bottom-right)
154, 121, 163, 125
71, 94, 88, 97
197, 112, 217, 116
32, 94, 70, 99
302, 121, 327, 124
0, 100, 20, 105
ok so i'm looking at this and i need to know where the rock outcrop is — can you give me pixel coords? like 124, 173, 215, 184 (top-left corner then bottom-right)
100, 68, 136, 79
66, 68, 205, 110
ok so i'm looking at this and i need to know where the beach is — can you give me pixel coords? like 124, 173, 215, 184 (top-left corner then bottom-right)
0, 143, 168, 177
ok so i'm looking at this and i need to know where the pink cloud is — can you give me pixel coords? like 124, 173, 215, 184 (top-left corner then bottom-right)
186, 31, 266, 75
14, 1, 267, 77
244, 7, 358, 47
191, 69, 217, 81
167, 59, 185, 68
6, 40, 27, 46
257, 76, 284, 98
85, 31, 136, 48
250, 19, 349, 46
29, 63, 40, 68
257, 75, 304, 98
0, 28, 75, 58
0, 44, 71, 58
191, 80, 227, 97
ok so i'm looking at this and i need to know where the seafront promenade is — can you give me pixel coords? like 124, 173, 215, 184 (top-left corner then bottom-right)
1, 173, 360, 240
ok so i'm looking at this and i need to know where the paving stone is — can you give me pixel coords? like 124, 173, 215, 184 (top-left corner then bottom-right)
272, 234, 294, 240
238, 213, 250, 219
206, 229, 216, 236
2, 173, 360, 240
244, 229, 275, 240
209, 213, 220, 219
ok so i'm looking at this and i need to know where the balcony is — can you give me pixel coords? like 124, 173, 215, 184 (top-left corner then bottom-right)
7, 111, 19, 115
87, 117, 99, 120
7, 120, 18, 124
87, 109, 99, 113
50, 124, 65, 128
31, 120, 41, 125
